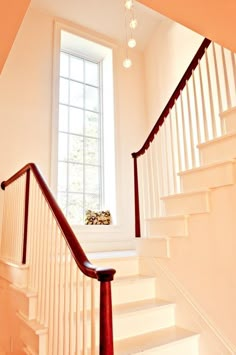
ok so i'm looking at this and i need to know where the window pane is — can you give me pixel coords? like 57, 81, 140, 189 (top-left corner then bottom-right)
58, 162, 67, 192
85, 111, 99, 138
58, 192, 67, 215
70, 56, 84, 81
69, 135, 83, 163
59, 105, 68, 132
60, 52, 69, 77
67, 193, 83, 225
68, 163, 83, 193
58, 133, 68, 161
85, 194, 100, 211
85, 137, 99, 165
85, 86, 99, 112
70, 81, 84, 108
85, 61, 99, 86
69, 107, 83, 135
59, 78, 69, 104
85, 165, 100, 194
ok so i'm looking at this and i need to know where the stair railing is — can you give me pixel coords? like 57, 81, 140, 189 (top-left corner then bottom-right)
0, 163, 115, 355
132, 38, 236, 237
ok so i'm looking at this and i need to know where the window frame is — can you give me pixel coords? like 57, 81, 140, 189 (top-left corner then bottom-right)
51, 21, 117, 227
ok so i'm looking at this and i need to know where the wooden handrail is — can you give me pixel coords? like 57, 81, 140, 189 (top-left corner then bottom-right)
132, 38, 211, 159
1, 163, 116, 282
131, 37, 211, 238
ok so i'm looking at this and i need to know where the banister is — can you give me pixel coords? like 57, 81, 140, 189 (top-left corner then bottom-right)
132, 37, 211, 159
1, 163, 116, 282
132, 37, 211, 238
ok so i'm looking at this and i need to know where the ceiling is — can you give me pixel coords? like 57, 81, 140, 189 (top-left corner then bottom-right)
30, 0, 166, 50
138, 0, 236, 52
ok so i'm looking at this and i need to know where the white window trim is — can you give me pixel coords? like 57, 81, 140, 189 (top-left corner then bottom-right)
51, 19, 119, 229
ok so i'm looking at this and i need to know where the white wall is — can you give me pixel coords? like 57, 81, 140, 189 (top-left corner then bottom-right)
0, 8, 147, 242
144, 18, 203, 129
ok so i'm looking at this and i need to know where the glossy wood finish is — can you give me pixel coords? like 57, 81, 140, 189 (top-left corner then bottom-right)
1, 163, 116, 281
1, 162, 116, 354
100, 281, 114, 355
132, 38, 211, 237
22, 169, 30, 264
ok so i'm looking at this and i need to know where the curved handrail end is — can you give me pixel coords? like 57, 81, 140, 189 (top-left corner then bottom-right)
1, 181, 6, 190
96, 267, 116, 282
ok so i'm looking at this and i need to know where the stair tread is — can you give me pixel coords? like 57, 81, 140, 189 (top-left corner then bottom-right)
115, 326, 199, 354
17, 311, 47, 335
113, 298, 175, 315
114, 274, 156, 283
197, 131, 236, 148
146, 215, 189, 221
87, 250, 137, 261
161, 189, 210, 200
179, 158, 235, 175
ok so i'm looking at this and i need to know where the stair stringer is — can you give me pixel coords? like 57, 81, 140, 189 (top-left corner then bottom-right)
139, 256, 236, 355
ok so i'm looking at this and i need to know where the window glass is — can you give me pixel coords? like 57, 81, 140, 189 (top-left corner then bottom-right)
57, 51, 102, 224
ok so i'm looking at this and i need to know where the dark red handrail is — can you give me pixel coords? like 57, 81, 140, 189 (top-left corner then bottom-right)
132, 37, 211, 237
1, 162, 115, 354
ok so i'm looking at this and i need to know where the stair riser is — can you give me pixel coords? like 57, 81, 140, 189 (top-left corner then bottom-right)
114, 305, 175, 340
162, 192, 210, 216
11, 290, 37, 321
19, 321, 47, 355
147, 217, 188, 237
133, 335, 199, 355
221, 108, 236, 134
112, 278, 157, 305
91, 257, 139, 278
199, 135, 236, 165
0, 261, 28, 287
136, 239, 170, 258
180, 162, 235, 192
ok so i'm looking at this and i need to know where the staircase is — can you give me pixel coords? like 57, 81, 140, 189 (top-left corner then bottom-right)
0, 250, 200, 354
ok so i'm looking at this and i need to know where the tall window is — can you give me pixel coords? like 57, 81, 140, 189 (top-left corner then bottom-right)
58, 52, 103, 224
54, 28, 116, 226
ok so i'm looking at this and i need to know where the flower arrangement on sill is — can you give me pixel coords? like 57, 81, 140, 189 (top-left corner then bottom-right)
85, 210, 111, 225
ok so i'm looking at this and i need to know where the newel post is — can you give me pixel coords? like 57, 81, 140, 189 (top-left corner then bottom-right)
22, 169, 30, 264
99, 280, 114, 355
132, 153, 141, 238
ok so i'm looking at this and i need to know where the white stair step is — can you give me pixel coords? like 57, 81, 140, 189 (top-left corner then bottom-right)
198, 132, 236, 165
17, 312, 47, 355
179, 160, 236, 192
161, 190, 210, 216
136, 238, 170, 258
113, 299, 175, 340
115, 326, 199, 355
10, 285, 37, 320
112, 275, 156, 305
0, 258, 28, 287
88, 250, 139, 278
220, 106, 236, 134
146, 216, 188, 237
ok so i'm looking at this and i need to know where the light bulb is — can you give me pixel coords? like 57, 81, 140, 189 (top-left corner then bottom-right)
130, 18, 138, 29
125, 0, 133, 10
123, 58, 132, 69
128, 38, 136, 48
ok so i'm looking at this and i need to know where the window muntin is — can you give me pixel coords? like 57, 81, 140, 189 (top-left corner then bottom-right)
57, 51, 102, 225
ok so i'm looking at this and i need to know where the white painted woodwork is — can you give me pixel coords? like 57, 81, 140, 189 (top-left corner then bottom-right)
112, 275, 157, 305
136, 238, 170, 258
115, 327, 199, 355
146, 215, 188, 237
113, 301, 176, 340
179, 160, 236, 192
198, 132, 236, 164
220, 106, 236, 134
161, 190, 210, 216
0, 259, 28, 287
